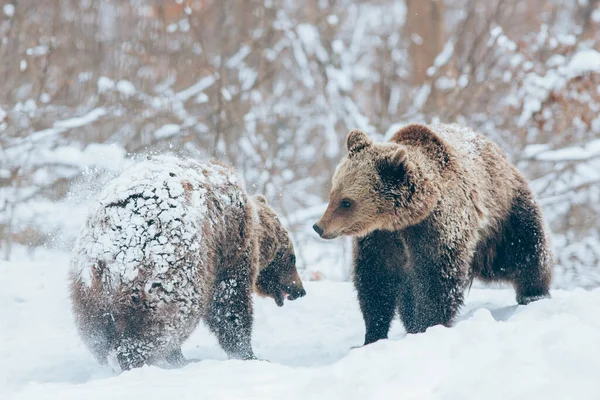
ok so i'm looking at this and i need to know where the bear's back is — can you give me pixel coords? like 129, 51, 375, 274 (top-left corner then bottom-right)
71, 156, 245, 296
391, 123, 517, 231
431, 124, 488, 163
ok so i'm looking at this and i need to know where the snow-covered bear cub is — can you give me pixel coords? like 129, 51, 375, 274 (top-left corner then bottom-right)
70, 156, 305, 370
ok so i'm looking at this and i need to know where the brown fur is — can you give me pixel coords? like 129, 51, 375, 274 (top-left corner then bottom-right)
253, 197, 305, 306
70, 157, 305, 370
314, 123, 552, 343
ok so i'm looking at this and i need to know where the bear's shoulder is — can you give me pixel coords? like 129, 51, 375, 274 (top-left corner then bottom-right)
389, 123, 451, 155
390, 123, 441, 145
389, 124, 454, 169
430, 124, 489, 161
389, 123, 495, 165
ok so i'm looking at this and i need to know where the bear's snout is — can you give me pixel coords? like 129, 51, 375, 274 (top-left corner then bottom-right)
286, 285, 307, 301
313, 222, 339, 239
313, 223, 324, 237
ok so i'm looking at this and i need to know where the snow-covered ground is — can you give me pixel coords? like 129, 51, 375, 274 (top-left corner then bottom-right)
2, 247, 600, 400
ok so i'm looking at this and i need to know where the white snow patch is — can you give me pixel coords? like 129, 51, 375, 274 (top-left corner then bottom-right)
562, 49, 600, 79
53, 108, 106, 129
98, 76, 115, 93
327, 14, 339, 25
519, 49, 600, 126
413, 84, 431, 110
226, 45, 251, 69
533, 139, 600, 162
154, 124, 181, 139
433, 123, 488, 161
71, 156, 240, 288
523, 143, 552, 158
36, 143, 126, 172
176, 75, 217, 102
3, 3, 15, 17
427, 41, 454, 76
26, 45, 49, 56
40, 93, 51, 103
116, 80, 136, 96
296, 24, 320, 54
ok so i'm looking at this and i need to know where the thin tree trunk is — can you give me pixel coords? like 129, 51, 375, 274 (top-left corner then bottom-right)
405, 0, 445, 86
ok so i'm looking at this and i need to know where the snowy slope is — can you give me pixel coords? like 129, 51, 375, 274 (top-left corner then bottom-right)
2, 248, 600, 400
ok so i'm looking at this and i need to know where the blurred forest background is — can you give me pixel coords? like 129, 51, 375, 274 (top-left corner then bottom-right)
1, 0, 599, 287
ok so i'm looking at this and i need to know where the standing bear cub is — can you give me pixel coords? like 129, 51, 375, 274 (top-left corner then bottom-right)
70, 156, 305, 370
314, 124, 552, 345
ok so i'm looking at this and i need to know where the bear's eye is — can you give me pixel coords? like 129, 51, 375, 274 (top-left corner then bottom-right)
340, 199, 352, 209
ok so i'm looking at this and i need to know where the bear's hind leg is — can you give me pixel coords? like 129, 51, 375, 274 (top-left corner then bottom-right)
207, 249, 255, 360
495, 192, 552, 305
165, 347, 187, 366
110, 304, 185, 371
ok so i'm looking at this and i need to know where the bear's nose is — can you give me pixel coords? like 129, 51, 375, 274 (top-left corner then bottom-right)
313, 223, 323, 237
287, 286, 307, 300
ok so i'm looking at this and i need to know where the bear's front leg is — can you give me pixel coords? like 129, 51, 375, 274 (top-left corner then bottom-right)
353, 233, 404, 345
208, 249, 256, 360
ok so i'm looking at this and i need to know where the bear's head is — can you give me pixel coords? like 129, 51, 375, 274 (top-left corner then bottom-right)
313, 129, 439, 239
252, 195, 306, 307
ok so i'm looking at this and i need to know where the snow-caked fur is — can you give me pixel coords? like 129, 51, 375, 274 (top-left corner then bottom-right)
314, 123, 553, 345
70, 156, 305, 370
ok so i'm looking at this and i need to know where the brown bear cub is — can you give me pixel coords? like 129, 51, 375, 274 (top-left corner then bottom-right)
70, 156, 305, 371
314, 123, 552, 345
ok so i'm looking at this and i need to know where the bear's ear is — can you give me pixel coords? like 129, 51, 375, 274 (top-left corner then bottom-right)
254, 195, 268, 204
346, 129, 372, 154
377, 147, 410, 182
389, 147, 407, 165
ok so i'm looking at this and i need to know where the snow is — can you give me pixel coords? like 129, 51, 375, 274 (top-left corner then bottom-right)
176, 75, 218, 102
25, 45, 49, 56
36, 143, 125, 172
531, 139, 600, 162
72, 157, 236, 288
226, 45, 251, 69
413, 84, 431, 110
3, 3, 15, 17
2, 247, 600, 399
296, 24, 320, 54
53, 108, 107, 129
81, 144, 127, 171
427, 41, 454, 77
562, 49, 600, 79
98, 76, 115, 93
154, 124, 181, 139
519, 49, 600, 126
523, 143, 552, 158
433, 123, 489, 161
116, 80, 136, 96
